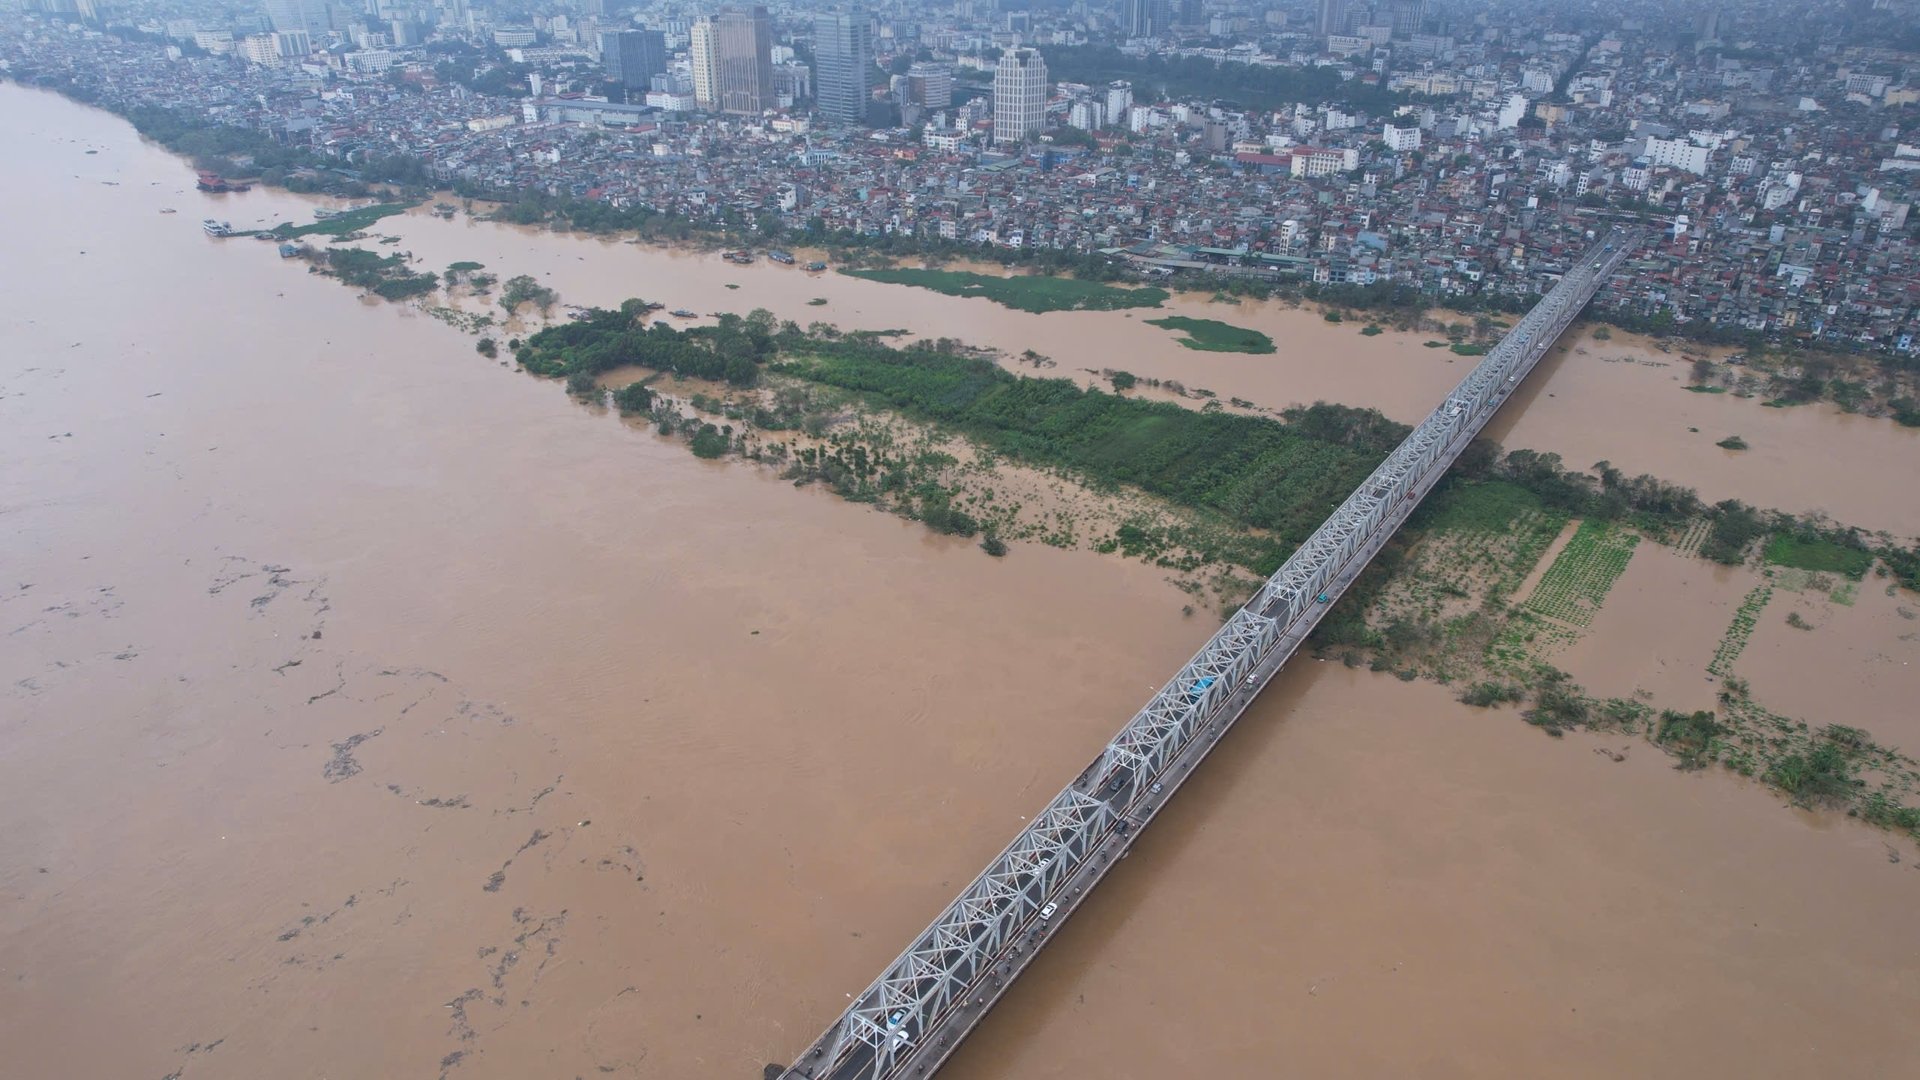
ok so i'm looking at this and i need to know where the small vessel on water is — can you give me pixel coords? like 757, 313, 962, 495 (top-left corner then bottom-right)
768, 249, 795, 265
804, 261, 828, 272
669, 309, 698, 318
196, 171, 252, 193
721, 250, 755, 265
201, 219, 233, 237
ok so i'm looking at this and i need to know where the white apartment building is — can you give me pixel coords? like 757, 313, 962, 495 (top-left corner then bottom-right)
1382, 123, 1421, 151
1644, 136, 1710, 174
689, 17, 718, 110
993, 49, 1048, 146
1291, 146, 1359, 178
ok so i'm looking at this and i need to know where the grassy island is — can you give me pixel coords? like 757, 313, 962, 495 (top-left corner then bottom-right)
839, 267, 1168, 314
262, 201, 416, 240
1145, 316, 1276, 354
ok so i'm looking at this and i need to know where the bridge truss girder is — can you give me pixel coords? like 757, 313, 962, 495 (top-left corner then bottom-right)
783, 227, 1644, 1080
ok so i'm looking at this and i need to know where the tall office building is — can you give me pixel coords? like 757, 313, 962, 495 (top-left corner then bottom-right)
690, 17, 720, 110
814, 8, 874, 124
600, 29, 667, 91
1122, 0, 1165, 37
263, 0, 328, 38
907, 61, 952, 109
1389, 0, 1425, 39
714, 5, 774, 115
1317, 0, 1347, 36
992, 49, 1047, 146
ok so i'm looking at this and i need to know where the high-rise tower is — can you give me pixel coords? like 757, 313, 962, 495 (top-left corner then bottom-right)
600, 29, 666, 91
690, 16, 720, 110
992, 49, 1048, 147
713, 6, 773, 115
814, 9, 874, 124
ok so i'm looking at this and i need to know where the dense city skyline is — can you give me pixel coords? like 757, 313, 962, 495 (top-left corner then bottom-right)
5, 0, 1920, 353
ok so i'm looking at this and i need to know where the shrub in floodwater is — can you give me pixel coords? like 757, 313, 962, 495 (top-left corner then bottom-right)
1767, 742, 1859, 805
476, 337, 498, 358
1459, 681, 1525, 708
980, 534, 1007, 557
690, 424, 730, 458
613, 382, 654, 415
1654, 709, 1725, 769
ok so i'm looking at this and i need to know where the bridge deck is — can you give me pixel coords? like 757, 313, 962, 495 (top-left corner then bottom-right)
780, 228, 1643, 1080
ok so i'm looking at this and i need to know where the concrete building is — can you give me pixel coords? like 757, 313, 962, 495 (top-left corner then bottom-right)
1070, 99, 1105, 132
239, 32, 280, 65
993, 49, 1048, 147
714, 6, 774, 115
1496, 93, 1528, 130
1644, 136, 1710, 174
600, 29, 666, 92
1290, 146, 1359, 178
1388, 0, 1425, 39
261, 0, 327, 39
1317, 0, 1348, 36
907, 62, 952, 110
689, 16, 719, 110
1123, 0, 1166, 38
1382, 123, 1421, 151
814, 9, 874, 125
1106, 81, 1133, 122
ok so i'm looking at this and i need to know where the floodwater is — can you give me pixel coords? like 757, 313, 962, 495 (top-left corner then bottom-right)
1742, 576, 1920, 751
339, 199, 1919, 538
4, 83, 1918, 1080
1555, 543, 1758, 712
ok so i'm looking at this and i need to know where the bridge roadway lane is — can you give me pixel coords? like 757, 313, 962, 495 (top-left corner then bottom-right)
784, 230, 1639, 1080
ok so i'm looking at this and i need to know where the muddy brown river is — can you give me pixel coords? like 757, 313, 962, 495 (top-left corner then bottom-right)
2, 85, 1916, 1080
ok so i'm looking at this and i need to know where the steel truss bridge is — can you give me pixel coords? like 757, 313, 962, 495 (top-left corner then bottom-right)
779, 227, 1644, 1080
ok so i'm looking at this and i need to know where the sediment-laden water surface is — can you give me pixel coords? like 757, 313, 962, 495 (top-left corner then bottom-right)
3, 85, 1916, 1080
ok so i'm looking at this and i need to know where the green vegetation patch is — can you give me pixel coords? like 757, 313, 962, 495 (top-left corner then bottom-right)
266, 201, 416, 240
839, 268, 1167, 314
776, 340, 1406, 568
309, 247, 437, 300
1707, 584, 1772, 677
1522, 519, 1638, 627
1449, 342, 1490, 356
1144, 316, 1276, 354
1422, 480, 1546, 534
1764, 534, 1873, 579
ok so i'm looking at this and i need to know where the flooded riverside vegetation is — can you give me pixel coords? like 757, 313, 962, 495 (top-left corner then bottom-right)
6, 84, 1920, 1080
